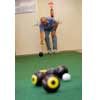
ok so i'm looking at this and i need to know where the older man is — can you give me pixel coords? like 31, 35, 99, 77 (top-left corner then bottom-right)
39, 17, 58, 54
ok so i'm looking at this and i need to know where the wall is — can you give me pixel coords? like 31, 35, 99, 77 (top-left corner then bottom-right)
15, 13, 41, 55
15, 0, 82, 55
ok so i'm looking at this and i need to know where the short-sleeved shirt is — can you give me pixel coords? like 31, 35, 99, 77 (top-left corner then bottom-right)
39, 17, 56, 32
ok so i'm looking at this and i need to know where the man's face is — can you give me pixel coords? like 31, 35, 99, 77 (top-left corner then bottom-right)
41, 17, 47, 25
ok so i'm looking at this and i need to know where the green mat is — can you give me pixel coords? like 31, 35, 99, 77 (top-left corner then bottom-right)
15, 51, 82, 100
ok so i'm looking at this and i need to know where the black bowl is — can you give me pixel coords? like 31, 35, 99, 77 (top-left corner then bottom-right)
39, 52, 43, 57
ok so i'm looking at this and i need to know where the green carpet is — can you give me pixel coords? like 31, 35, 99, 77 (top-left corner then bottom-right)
15, 51, 82, 100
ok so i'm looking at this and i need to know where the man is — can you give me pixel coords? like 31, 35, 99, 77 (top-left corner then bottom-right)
39, 17, 58, 54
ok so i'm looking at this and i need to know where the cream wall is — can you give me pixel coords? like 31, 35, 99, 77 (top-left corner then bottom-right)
15, 0, 82, 55
15, 13, 41, 55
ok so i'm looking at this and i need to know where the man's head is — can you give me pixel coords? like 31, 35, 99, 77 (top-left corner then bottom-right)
40, 17, 47, 25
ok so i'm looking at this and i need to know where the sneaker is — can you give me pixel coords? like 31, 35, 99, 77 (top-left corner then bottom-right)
48, 50, 52, 54
53, 49, 58, 54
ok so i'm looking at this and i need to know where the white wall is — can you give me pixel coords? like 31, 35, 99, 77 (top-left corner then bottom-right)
15, 0, 82, 55
15, 13, 41, 55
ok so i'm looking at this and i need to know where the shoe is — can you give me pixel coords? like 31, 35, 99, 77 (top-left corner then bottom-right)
53, 49, 58, 54
48, 50, 52, 54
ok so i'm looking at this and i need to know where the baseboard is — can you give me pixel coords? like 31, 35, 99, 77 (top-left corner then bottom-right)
15, 49, 82, 56
75, 49, 82, 53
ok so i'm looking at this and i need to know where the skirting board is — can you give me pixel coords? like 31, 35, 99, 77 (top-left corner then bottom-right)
15, 49, 82, 56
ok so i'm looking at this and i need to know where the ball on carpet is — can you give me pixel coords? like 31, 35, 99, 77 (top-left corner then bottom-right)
42, 74, 60, 93
55, 65, 69, 78
32, 71, 46, 86
46, 68, 58, 76
62, 73, 71, 81
39, 52, 43, 57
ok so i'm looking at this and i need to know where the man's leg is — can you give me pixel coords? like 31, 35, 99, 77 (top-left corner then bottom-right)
45, 31, 51, 52
51, 31, 57, 52
52, 34, 57, 50
51, 21, 59, 52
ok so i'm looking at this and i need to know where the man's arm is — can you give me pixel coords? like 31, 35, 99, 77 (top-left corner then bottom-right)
51, 21, 59, 37
39, 24, 45, 45
49, 17, 59, 32
40, 32, 45, 45
53, 21, 59, 32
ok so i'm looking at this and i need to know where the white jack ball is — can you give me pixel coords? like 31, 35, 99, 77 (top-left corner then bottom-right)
62, 73, 71, 81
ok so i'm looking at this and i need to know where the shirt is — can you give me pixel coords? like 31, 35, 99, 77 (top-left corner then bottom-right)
39, 17, 56, 32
